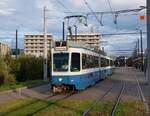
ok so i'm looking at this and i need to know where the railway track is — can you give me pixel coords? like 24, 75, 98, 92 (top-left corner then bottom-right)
1, 91, 76, 116
110, 68, 146, 116
81, 67, 125, 116
81, 80, 125, 116
110, 66, 126, 116
135, 74, 146, 102
82, 84, 115, 116
135, 73, 149, 114
110, 81, 125, 116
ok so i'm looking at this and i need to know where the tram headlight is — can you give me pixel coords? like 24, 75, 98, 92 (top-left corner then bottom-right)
59, 78, 63, 82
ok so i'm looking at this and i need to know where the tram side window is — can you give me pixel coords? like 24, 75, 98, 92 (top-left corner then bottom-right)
110, 60, 113, 66
106, 59, 109, 66
82, 54, 99, 69
94, 56, 99, 68
112, 61, 115, 66
71, 53, 80, 72
89, 55, 93, 68
101, 58, 105, 67
82, 54, 87, 69
110, 60, 114, 66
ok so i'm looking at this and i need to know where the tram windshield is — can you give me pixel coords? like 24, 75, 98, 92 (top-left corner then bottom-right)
53, 53, 69, 72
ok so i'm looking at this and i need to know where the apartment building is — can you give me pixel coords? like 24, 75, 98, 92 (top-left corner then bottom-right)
24, 33, 53, 57
0, 42, 11, 57
67, 33, 101, 49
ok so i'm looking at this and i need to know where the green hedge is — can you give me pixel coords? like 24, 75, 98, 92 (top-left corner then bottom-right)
16, 56, 44, 81
0, 55, 49, 84
2, 55, 45, 83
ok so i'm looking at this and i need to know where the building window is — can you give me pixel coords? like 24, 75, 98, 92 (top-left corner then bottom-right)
47, 35, 51, 37
40, 35, 44, 37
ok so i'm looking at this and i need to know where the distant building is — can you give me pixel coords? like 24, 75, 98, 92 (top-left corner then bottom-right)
11, 49, 24, 58
0, 42, 10, 57
24, 33, 53, 57
67, 33, 101, 49
115, 56, 126, 67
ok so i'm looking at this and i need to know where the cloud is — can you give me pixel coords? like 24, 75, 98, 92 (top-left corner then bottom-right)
111, 0, 146, 10
0, 8, 15, 15
0, 0, 16, 15
0, 0, 147, 56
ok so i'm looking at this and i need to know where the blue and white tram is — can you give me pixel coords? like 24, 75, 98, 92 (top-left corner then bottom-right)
51, 41, 115, 91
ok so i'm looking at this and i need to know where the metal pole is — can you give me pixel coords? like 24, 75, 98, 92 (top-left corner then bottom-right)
62, 21, 65, 41
74, 25, 77, 40
138, 39, 140, 54
43, 6, 48, 82
16, 29, 18, 59
102, 47, 104, 51
147, 0, 150, 113
140, 29, 144, 71
136, 41, 138, 56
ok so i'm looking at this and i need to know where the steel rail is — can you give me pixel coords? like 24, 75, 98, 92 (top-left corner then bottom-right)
82, 82, 115, 116
135, 75, 146, 102
110, 81, 125, 116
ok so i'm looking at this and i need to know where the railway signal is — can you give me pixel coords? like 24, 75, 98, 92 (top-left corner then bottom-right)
139, 15, 145, 21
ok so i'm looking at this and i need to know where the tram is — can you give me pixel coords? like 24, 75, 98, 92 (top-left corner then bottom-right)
51, 41, 115, 92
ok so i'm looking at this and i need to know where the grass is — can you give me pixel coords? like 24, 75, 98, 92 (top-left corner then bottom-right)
0, 98, 34, 115
34, 100, 93, 116
0, 99, 92, 116
89, 101, 114, 116
0, 80, 49, 92
89, 101, 148, 116
114, 102, 148, 116
0, 98, 148, 116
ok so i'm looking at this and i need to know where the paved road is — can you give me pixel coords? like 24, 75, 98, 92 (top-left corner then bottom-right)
0, 67, 148, 104
0, 84, 52, 103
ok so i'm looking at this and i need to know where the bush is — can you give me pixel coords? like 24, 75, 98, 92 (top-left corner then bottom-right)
0, 58, 16, 84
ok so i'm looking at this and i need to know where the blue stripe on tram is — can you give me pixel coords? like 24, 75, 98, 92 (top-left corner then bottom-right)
51, 68, 113, 90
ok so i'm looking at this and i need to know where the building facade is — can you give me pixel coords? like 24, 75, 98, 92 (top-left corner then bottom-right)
0, 42, 10, 57
67, 33, 101, 49
24, 34, 53, 57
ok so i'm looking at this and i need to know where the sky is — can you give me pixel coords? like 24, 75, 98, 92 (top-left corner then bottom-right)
0, 0, 146, 56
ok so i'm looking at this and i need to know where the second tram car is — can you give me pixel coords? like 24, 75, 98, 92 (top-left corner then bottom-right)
51, 41, 115, 92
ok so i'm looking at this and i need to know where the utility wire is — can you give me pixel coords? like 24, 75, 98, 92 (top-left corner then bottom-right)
105, 0, 115, 18
101, 32, 147, 36
54, 0, 72, 12
105, 0, 118, 28
83, 0, 103, 26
